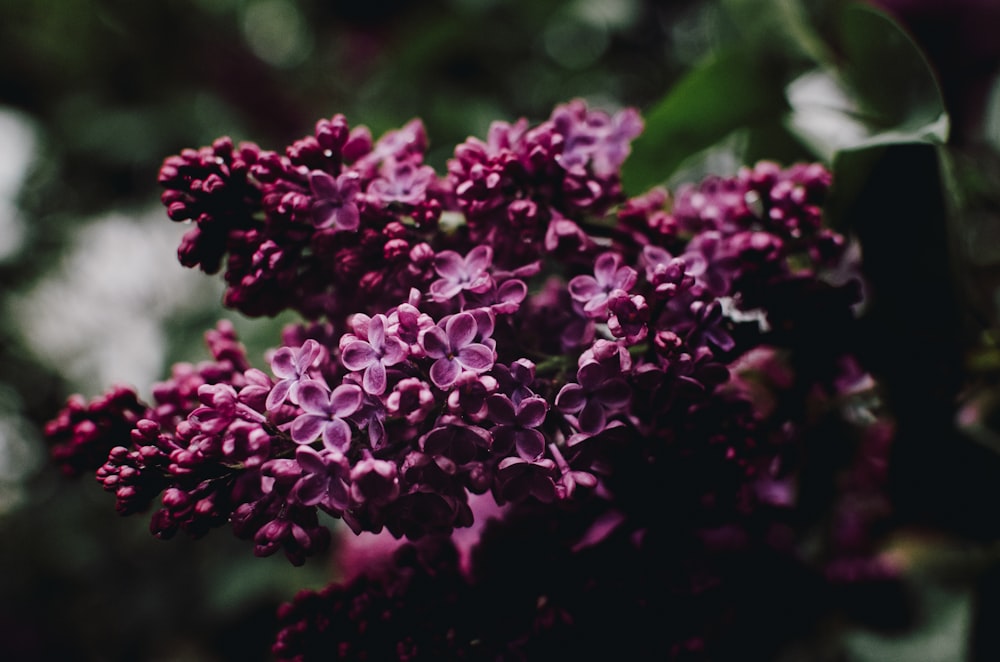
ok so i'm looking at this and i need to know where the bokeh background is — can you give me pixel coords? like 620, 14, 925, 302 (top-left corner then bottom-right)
1, 0, 1000, 659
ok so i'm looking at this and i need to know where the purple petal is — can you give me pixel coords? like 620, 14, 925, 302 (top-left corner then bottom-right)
578, 400, 607, 435
420, 325, 450, 359
465, 245, 493, 273
297, 380, 332, 415
430, 279, 464, 301
294, 445, 326, 474
368, 314, 386, 348
322, 418, 353, 452
577, 361, 607, 389
469, 307, 495, 339
486, 394, 516, 425
430, 358, 461, 390
341, 340, 377, 371
265, 379, 292, 411
515, 396, 548, 428
612, 266, 637, 291
270, 347, 298, 379
568, 274, 601, 302
446, 312, 478, 349
514, 428, 546, 461
491, 426, 515, 455
329, 384, 363, 417
297, 339, 322, 371
595, 378, 631, 408
291, 413, 327, 444
380, 336, 407, 365
593, 252, 620, 287
291, 474, 325, 507
555, 383, 586, 414
363, 362, 387, 395
434, 250, 465, 280
456, 343, 493, 372
308, 170, 338, 198
332, 202, 360, 231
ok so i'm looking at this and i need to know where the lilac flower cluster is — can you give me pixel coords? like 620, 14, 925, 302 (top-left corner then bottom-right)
48, 101, 893, 657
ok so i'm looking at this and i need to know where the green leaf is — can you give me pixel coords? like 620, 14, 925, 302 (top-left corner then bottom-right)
622, 48, 789, 194
785, 3, 948, 162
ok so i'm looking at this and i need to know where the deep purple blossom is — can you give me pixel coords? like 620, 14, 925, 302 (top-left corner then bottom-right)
487, 393, 548, 460
290, 445, 351, 513
555, 350, 632, 435
367, 159, 436, 206
420, 312, 495, 390
266, 339, 323, 410
568, 252, 638, 318
429, 245, 494, 301
421, 422, 490, 465
290, 381, 363, 451
340, 313, 407, 395
350, 453, 400, 506
386, 377, 436, 424
309, 170, 360, 231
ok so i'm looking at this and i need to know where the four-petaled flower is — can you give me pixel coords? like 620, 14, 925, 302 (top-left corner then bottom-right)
420, 312, 495, 390
341, 314, 408, 395
290, 381, 363, 451
267, 339, 322, 410
429, 245, 494, 301
486, 394, 548, 460
290, 445, 351, 513
568, 252, 637, 318
309, 170, 360, 231
555, 358, 631, 435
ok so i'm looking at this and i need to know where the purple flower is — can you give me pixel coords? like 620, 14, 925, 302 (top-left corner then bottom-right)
486, 394, 548, 460
309, 170, 360, 231
367, 159, 436, 205
341, 314, 408, 395
555, 355, 631, 435
386, 377, 436, 425
290, 445, 351, 513
421, 423, 490, 465
350, 453, 400, 506
266, 339, 322, 411
495, 456, 557, 503
290, 381, 363, 451
420, 312, 495, 390
429, 245, 494, 301
568, 252, 637, 318
607, 291, 649, 344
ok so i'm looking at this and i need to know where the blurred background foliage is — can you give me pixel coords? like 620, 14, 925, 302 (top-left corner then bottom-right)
1, 0, 1000, 659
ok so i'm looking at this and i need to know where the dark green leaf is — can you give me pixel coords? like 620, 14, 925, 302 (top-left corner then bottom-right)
622, 48, 789, 194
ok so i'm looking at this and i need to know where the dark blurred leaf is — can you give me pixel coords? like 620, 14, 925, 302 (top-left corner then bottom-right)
622, 48, 789, 193
786, 3, 947, 164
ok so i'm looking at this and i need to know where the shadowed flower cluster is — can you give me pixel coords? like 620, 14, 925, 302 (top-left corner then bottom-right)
47, 101, 893, 659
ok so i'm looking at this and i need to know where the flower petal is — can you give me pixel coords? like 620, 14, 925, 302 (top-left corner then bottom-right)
291, 413, 327, 444
329, 384, 363, 417
322, 418, 353, 452
515, 396, 548, 428
420, 325, 450, 359
514, 428, 546, 461
363, 362, 387, 396
341, 340, 377, 371
433, 250, 465, 280
430, 357, 460, 390
486, 394, 517, 425
555, 383, 586, 414
265, 379, 292, 411
465, 245, 493, 274
456, 343, 493, 372
296, 380, 332, 415
270, 347, 298, 379
446, 312, 477, 349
